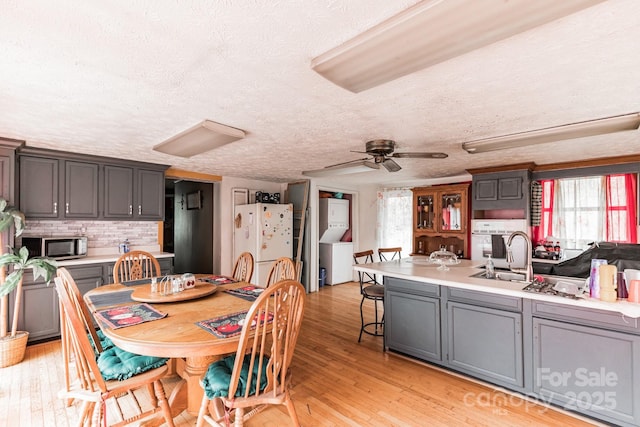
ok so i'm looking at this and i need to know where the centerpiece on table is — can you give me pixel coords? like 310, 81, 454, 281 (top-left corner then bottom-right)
0, 198, 57, 367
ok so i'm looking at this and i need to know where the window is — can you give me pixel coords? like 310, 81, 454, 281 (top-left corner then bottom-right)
536, 173, 638, 250
376, 188, 412, 258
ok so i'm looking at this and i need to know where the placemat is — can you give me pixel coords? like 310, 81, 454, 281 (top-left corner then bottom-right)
224, 285, 264, 301
202, 275, 238, 285
95, 303, 167, 329
87, 290, 134, 309
197, 310, 274, 338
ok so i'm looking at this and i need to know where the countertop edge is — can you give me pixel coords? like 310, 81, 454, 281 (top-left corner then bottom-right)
57, 252, 175, 267
354, 259, 640, 319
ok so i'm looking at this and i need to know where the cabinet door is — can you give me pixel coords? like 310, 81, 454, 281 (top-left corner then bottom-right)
447, 302, 523, 388
440, 191, 465, 232
19, 156, 59, 218
533, 318, 640, 426
415, 192, 435, 232
474, 179, 498, 201
136, 169, 164, 220
65, 161, 99, 218
9, 282, 60, 342
103, 165, 134, 219
386, 290, 441, 362
497, 177, 522, 200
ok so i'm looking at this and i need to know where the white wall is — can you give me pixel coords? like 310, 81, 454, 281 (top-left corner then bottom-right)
217, 177, 287, 276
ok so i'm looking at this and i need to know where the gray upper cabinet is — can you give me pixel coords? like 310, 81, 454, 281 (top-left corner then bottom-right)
469, 168, 532, 218
136, 169, 164, 220
19, 156, 99, 219
103, 166, 164, 220
103, 165, 134, 219
65, 161, 99, 218
19, 156, 59, 218
18, 148, 168, 221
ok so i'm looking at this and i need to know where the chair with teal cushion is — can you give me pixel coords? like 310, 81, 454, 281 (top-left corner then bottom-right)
196, 280, 306, 427
98, 346, 169, 381
55, 267, 174, 426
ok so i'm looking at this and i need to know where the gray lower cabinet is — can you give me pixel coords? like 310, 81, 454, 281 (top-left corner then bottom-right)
533, 317, 640, 426
447, 302, 523, 388
386, 290, 441, 362
385, 277, 441, 363
9, 281, 60, 342
11, 264, 103, 342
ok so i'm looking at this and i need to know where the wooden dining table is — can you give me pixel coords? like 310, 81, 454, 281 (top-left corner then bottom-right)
84, 277, 256, 418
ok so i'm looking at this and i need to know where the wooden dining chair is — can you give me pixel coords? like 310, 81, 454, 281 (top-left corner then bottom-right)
264, 257, 296, 288
196, 280, 306, 427
378, 247, 402, 261
113, 250, 161, 283
54, 272, 175, 427
232, 252, 254, 283
353, 250, 384, 343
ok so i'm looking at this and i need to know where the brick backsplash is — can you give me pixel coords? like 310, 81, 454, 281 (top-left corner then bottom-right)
20, 220, 159, 249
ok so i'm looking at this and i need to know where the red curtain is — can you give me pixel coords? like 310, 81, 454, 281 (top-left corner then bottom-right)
605, 174, 637, 243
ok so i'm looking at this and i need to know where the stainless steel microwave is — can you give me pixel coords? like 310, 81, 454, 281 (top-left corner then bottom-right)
21, 236, 88, 260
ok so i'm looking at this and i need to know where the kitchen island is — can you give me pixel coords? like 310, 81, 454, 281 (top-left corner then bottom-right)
355, 258, 640, 427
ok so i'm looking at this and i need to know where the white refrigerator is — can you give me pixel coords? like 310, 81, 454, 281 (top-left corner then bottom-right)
233, 203, 293, 286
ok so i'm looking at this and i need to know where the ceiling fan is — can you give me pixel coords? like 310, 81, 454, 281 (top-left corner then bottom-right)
336, 139, 448, 172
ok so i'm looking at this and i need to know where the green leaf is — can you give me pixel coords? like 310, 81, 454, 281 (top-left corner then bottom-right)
27, 257, 58, 283
0, 270, 23, 297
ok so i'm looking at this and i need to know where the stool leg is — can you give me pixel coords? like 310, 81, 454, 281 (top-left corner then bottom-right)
358, 295, 366, 342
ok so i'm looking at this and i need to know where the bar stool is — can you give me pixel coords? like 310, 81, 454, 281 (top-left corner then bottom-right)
353, 250, 384, 344
378, 247, 402, 261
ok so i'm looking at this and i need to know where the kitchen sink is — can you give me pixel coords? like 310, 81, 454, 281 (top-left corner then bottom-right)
470, 270, 526, 282
470, 269, 588, 297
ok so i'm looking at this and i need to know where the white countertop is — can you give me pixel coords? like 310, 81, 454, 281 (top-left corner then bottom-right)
354, 258, 640, 319
57, 251, 174, 267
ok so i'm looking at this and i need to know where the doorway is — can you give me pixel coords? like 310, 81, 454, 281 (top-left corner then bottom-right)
164, 180, 214, 274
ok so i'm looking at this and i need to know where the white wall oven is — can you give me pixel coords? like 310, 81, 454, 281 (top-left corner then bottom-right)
471, 220, 529, 269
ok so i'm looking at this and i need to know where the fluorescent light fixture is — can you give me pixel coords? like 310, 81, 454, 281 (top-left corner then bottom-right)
311, 0, 604, 93
302, 160, 380, 177
153, 120, 245, 158
462, 113, 640, 154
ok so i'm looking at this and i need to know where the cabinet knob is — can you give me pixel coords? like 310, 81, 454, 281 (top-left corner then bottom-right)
66, 202, 69, 214
129, 205, 132, 215
53, 202, 57, 214
138, 205, 141, 215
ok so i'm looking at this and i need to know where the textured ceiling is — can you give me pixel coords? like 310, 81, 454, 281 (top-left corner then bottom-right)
1, 0, 639, 187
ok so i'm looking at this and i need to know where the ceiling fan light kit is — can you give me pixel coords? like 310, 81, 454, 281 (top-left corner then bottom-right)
153, 119, 245, 158
461, 112, 640, 154
311, 0, 604, 93
303, 139, 448, 177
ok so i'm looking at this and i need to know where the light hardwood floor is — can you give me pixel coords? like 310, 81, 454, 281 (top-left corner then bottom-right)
0, 282, 601, 426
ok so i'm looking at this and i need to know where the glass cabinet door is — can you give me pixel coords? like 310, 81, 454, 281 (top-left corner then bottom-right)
440, 192, 463, 231
416, 194, 434, 231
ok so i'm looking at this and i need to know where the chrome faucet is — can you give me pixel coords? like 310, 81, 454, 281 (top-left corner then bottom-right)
506, 231, 533, 283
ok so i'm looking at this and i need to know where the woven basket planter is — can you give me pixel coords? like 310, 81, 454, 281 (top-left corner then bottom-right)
0, 331, 29, 368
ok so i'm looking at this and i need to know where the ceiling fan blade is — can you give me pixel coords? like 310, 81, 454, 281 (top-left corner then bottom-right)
392, 152, 448, 159
382, 158, 402, 172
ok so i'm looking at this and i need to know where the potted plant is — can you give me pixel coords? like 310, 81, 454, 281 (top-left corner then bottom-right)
0, 198, 57, 367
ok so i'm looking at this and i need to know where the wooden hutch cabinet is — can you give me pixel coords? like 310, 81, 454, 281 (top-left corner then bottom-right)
412, 183, 470, 258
